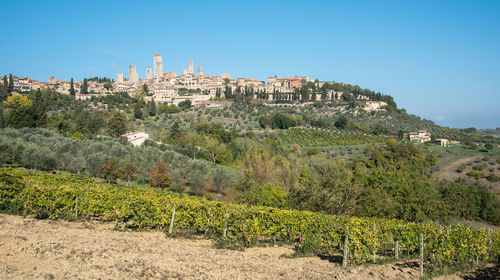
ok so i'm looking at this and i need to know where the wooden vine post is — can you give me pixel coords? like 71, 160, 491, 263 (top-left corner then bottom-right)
168, 205, 176, 234
223, 212, 229, 237
395, 235, 399, 260
487, 228, 492, 260
204, 208, 211, 235
419, 233, 424, 277
372, 224, 376, 263
343, 227, 349, 267
75, 196, 78, 218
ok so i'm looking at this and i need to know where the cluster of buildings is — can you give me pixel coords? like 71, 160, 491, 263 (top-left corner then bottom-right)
406, 129, 450, 147
6, 75, 112, 98
5, 52, 384, 107
408, 130, 432, 143
112, 52, 339, 105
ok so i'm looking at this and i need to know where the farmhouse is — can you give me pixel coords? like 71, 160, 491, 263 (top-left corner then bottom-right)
435, 138, 449, 147
409, 130, 431, 143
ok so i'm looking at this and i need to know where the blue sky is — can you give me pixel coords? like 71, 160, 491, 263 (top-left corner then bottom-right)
1, 0, 499, 128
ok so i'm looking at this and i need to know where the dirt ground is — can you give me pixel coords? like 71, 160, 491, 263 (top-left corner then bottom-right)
0, 214, 496, 280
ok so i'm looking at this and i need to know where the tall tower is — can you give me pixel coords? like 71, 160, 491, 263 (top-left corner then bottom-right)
146, 68, 152, 80
117, 73, 124, 83
129, 65, 138, 83
154, 52, 163, 79
188, 59, 194, 74
197, 66, 204, 76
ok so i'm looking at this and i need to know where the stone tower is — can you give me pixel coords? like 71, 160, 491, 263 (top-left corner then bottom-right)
197, 66, 204, 76
188, 59, 194, 74
154, 52, 163, 79
146, 68, 152, 80
116, 73, 124, 83
129, 65, 138, 83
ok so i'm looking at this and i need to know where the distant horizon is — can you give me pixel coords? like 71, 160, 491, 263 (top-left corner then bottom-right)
1, 0, 499, 129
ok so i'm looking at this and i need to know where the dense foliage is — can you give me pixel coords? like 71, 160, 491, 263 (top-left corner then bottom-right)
278, 128, 386, 146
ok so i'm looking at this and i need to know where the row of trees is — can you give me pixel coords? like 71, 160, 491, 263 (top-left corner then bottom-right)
258, 113, 348, 130
100, 157, 173, 190
0, 128, 236, 195
217, 79, 396, 110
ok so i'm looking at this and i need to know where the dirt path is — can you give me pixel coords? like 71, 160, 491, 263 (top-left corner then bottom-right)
0, 214, 492, 280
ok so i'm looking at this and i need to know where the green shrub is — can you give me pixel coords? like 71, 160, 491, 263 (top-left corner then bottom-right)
456, 164, 466, 173
466, 170, 486, 180
486, 174, 499, 183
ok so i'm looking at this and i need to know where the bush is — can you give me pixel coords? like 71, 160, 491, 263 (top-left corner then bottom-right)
270, 113, 296, 130
306, 148, 321, 156
236, 183, 288, 209
466, 170, 486, 180
472, 163, 487, 171
456, 164, 466, 173
487, 174, 499, 183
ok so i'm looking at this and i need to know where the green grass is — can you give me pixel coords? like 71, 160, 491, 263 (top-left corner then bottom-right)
419, 144, 500, 170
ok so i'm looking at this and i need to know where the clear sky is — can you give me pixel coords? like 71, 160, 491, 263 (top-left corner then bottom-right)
1, 0, 499, 128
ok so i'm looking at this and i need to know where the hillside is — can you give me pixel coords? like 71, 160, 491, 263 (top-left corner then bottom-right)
1, 83, 500, 278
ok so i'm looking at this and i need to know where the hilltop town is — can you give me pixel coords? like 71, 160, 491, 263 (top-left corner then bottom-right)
8, 52, 390, 110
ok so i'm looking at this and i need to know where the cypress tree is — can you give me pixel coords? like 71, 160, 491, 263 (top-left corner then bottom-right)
148, 99, 156, 116
170, 122, 181, 139
69, 78, 76, 96
33, 89, 47, 127
0, 83, 8, 102
8, 74, 14, 92
134, 102, 143, 119
3, 75, 7, 88
0, 107, 4, 128
80, 78, 88, 95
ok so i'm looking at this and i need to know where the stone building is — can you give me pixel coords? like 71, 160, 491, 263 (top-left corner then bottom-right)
116, 73, 124, 83
409, 130, 431, 143
154, 52, 163, 79
435, 139, 449, 147
188, 59, 194, 74
363, 101, 387, 112
129, 65, 138, 83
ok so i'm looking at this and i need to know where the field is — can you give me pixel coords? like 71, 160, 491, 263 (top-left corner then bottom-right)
277, 128, 387, 147
1, 214, 497, 280
1, 168, 498, 276
420, 144, 500, 194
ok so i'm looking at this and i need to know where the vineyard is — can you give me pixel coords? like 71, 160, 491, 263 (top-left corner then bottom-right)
1, 168, 498, 275
277, 128, 387, 147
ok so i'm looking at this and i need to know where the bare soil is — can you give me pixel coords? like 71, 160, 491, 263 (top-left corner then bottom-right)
0, 214, 494, 280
